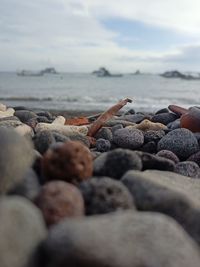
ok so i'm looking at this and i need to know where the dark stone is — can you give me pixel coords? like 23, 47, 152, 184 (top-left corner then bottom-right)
157, 128, 199, 159
104, 119, 136, 127
95, 127, 113, 142
136, 151, 175, 171
33, 130, 56, 154
187, 151, 200, 167
0, 128, 34, 194
37, 116, 52, 123
124, 108, 135, 115
167, 119, 181, 130
113, 128, 144, 149
0, 196, 46, 267
122, 170, 200, 245
175, 161, 200, 178
140, 141, 157, 153
194, 132, 200, 146
119, 113, 145, 123
96, 138, 111, 152
93, 148, 142, 179
155, 108, 169, 114
69, 133, 90, 148
35, 111, 53, 120
151, 112, 178, 125
79, 177, 134, 215
0, 116, 19, 122
14, 110, 38, 123
144, 130, 165, 143
52, 132, 70, 143
111, 124, 123, 134
156, 150, 180, 164
40, 211, 200, 267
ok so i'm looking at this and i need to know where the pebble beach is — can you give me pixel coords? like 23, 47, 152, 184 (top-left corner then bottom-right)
0, 100, 200, 267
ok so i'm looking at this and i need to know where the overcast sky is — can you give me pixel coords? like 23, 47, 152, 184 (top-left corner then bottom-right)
1, 0, 200, 72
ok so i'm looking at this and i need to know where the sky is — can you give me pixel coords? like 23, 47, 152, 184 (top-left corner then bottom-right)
1, 0, 200, 72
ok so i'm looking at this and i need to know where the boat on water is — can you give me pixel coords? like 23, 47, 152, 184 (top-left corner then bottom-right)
92, 67, 123, 77
17, 67, 58, 77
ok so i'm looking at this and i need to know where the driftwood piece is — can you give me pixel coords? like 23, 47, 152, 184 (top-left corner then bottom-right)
168, 105, 188, 116
87, 98, 132, 137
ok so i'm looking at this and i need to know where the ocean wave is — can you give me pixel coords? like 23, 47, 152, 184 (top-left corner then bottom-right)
0, 97, 53, 101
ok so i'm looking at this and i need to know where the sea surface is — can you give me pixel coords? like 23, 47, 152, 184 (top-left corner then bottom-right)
0, 72, 200, 113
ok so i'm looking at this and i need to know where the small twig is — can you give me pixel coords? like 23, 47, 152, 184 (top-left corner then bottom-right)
87, 98, 132, 137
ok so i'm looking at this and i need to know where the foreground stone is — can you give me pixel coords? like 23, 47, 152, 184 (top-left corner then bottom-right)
0, 128, 34, 194
0, 196, 46, 267
40, 211, 200, 267
122, 170, 200, 244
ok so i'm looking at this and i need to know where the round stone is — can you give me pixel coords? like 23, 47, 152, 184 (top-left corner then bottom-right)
95, 127, 113, 142
175, 161, 200, 178
79, 177, 135, 215
35, 181, 84, 226
96, 138, 111, 152
33, 130, 56, 154
113, 128, 144, 149
157, 128, 199, 159
156, 150, 180, 164
42, 141, 93, 184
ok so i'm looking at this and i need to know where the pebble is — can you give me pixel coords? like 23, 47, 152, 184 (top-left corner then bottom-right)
157, 128, 199, 159
187, 151, 200, 166
95, 127, 113, 141
33, 130, 56, 154
14, 110, 38, 123
94, 148, 142, 179
35, 181, 84, 226
0, 127, 34, 194
143, 129, 165, 143
42, 141, 93, 184
151, 112, 178, 125
79, 177, 135, 215
156, 149, 180, 163
113, 128, 144, 149
96, 138, 111, 152
140, 141, 157, 153
174, 161, 200, 178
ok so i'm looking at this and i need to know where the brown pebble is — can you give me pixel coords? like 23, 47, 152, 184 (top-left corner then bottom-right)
41, 141, 93, 184
35, 181, 85, 226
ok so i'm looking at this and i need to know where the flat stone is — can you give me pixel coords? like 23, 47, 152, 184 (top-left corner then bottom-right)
113, 128, 144, 149
122, 170, 200, 244
40, 211, 200, 267
151, 112, 178, 125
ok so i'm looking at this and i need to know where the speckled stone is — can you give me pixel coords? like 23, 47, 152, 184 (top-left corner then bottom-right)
140, 141, 157, 154
157, 128, 199, 160
151, 112, 178, 125
37, 116, 52, 123
111, 124, 123, 134
42, 141, 93, 184
79, 177, 135, 215
35, 181, 84, 226
175, 161, 200, 178
144, 130, 165, 143
95, 127, 113, 141
94, 148, 142, 179
96, 138, 111, 152
52, 131, 70, 143
35, 110, 54, 120
14, 110, 38, 123
187, 151, 200, 167
68, 133, 90, 147
33, 130, 56, 154
113, 128, 144, 149
104, 119, 136, 127
156, 150, 180, 164
167, 119, 181, 130
0, 128, 34, 194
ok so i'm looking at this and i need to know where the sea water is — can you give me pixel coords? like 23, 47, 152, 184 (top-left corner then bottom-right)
0, 72, 200, 112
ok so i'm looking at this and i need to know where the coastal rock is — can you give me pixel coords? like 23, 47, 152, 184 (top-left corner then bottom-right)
104, 119, 136, 127
175, 161, 200, 178
42, 141, 93, 185
79, 177, 134, 215
143, 130, 165, 143
0, 107, 15, 118
37, 116, 51, 123
156, 149, 180, 163
151, 112, 178, 125
0, 128, 34, 194
118, 113, 146, 123
157, 128, 199, 159
0, 196, 46, 267
0, 103, 7, 111
9, 168, 40, 201
140, 141, 157, 153
111, 123, 123, 133
128, 119, 167, 131
35, 110, 54, 120
155, 107, 169, 114
122, 170, 200, 244
95, 127, 113, 141
14, 110, 38, 123
96, 138, 111, 152
68, 133, 90, 147
136, 151, 175, 171
187, 151, 200, 166
167, 119, 181, 130
0, 119, 34, 137
0, 115, 19, 121
40, 211, 200, 267
35, 181, 84, 226
93, 148, 142, 179
34, 130, 56, 154
113, 128, 144, 149
51, 131, 70, 143
52, 115, 66, 125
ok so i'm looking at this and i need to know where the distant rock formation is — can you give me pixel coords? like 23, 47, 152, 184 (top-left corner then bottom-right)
161, 70, 200, 80
92, 67, 123, 77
